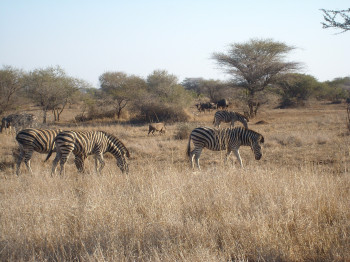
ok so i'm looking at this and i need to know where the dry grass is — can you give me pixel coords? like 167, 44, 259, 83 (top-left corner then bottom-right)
0, 102, 349, 261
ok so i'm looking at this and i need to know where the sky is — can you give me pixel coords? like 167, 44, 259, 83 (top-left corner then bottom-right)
1, 0, 349, 88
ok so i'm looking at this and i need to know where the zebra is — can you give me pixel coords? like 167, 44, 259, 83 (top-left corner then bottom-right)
15, 128, 62, 175
46, 130, 130, 175
187, 126, 264, 170
213, 110, 249, 129
1, 113, 37, 134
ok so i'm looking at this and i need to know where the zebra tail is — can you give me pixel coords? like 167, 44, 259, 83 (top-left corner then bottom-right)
44, 141, 55, 162
44, 150, 53, 162
186, 135, 191, 158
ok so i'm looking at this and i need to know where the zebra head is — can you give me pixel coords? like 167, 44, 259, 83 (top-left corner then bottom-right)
117, 152, 129, 174
1, 117, 10, 132
251, 134, 264, 160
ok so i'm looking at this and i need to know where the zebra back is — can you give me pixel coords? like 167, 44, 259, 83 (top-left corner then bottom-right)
16, 128, 61, 154
233, 112, 249, 123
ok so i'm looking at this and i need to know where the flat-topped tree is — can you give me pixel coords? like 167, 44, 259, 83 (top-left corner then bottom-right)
212, 38, 300, 117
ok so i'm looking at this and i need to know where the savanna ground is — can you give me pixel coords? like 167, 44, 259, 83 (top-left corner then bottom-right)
0, 102, 349, 261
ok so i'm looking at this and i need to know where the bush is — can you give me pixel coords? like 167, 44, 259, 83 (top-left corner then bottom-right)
174, 123, 195, 140
132, 102, 190, 123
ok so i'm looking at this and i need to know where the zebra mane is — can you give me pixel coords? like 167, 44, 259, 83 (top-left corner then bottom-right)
234, 111, 249, 121
105, 132, 130, 158
229, 127, 264, 143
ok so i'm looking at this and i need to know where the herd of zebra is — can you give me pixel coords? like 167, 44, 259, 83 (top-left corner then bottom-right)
2, 110, 264, 175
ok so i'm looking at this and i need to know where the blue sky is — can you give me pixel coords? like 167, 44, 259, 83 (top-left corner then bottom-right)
1, 0, 349, 87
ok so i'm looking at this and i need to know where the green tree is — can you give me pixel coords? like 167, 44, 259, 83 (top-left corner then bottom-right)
198, 79, 229, 103
182, 77, 204, 96
146, 70, 192, 106
322, 77, 350, 102
132, 70, 192, 122
275, 74, 319, 108
212, 38, 300, 117
99, 72, 147, 119
0, 65, 25, 115
26, 66, 80, 123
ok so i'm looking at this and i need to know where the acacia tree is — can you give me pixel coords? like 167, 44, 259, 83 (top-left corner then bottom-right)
26, 66, 79, 123
0, 66, 25, 115
212, 38, 300, 117
321, 8, 350, 32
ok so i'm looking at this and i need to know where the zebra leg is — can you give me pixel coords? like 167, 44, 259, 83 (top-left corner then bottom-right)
190, 148, 202, 170
59, 156, 69, 176
233, 149, 243, 167
189, 150, 196, 169
16, 147, 26, 176
23, 151, 34, 175
74, 155, 85, 173
95, 154, 105, 173
51, 152, 61, 176
93, 154, 105, 173
225, 149, 232, 164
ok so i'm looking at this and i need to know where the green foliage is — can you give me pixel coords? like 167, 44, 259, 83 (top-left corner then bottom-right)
99, 72, 147, 119
0, 65, 26, 115
133, 102, 190, 123
182, 78, 231, 102
276, 74, 319, 108
131, 70, 193, 122
212, 38, 300, 115
26, 66, 82, 123
146, 70, 192, 106
314, 77, 350, 102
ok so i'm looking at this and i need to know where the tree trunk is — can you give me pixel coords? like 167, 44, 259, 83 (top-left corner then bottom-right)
43, 109, 47, 124
117, 108, 122, 119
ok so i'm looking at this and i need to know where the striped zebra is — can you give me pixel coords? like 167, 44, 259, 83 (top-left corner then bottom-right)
46, 130, 130, 175
213, 110, 249, 128
1, 113, 37, 134
15, 128, 62, 175
187, 126, 264, 169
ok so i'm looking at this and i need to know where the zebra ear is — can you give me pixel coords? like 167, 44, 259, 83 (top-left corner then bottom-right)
260, 136, 265, 144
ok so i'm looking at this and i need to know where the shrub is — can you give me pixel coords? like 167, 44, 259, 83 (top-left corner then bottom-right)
133, 102, 190, 123
174, 123, 195, 140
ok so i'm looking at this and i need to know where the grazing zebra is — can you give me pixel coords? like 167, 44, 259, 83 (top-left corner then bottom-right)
46, 130, 130, 175
1, 113, 37, 134
213, 110, 249, 129
15, 128, 62, 175
187, 126, 264, 170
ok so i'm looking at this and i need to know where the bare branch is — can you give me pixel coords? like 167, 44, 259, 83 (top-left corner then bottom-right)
321, 8, 350, 33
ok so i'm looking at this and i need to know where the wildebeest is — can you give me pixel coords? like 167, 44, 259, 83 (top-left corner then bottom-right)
1, 113, 37, 134
148, 123, 166, 135
216, 99, 229, 110
196, 102, 217, 112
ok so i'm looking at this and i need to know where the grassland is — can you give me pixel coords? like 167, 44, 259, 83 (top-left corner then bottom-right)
0, 102, 349, 261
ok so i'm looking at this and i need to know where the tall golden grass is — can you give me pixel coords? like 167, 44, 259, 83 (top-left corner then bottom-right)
0, 102, 349, 261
